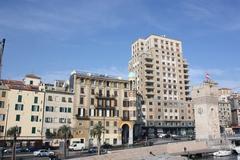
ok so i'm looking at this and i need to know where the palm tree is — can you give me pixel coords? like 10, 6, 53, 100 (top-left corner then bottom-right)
57, 125, 72, 159
7, 126, 20, 160
90, 122, 105, 155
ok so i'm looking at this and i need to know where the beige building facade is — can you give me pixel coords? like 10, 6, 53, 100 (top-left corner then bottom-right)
0, 84, 9, 144
41, 81, 74, 146
69, 71, 143, 147
2, 76, 45, 146
128, 35, 194, 135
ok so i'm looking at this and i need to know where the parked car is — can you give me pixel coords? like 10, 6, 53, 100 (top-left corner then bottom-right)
3, 147, 28, 153
101, 143, 112, 150
69, 143, 85, 151
158, 133, 166, 138
33, 149, 54, 157
27, 147, 39, 152
88, 147, 107, 154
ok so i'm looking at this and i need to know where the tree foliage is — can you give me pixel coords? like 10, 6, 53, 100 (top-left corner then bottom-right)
90, 122, 105, 155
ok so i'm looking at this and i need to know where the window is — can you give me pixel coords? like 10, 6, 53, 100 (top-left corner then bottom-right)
106, 90, 110, 97
30, 80, 33, 85
31, 115, 38, 122
68, 97, 72, 103
15, 104, 24, 110
45, 117, 53, 123
62, 97, 66, 102
68, 108, 71, 113
18, 95, 22, 102
113, 138, 117, 145
60, 107, 65, 112
123, 101, 129, 107
1, 91, 6, 97
114, 91, 118, 96
124, 92, 128, 98
114, 121, 117, 127
16, 114, 20, 121
99, 89, 102, 96
124, 83, 128, 89
80, 97, 84, 104
17, 127, 21, 134
0, 101, 4, 108
48, 96, 53, 101
106, 121, 109, 127
59, 118, 66, 123
46, 106, 54, 112
0, 114, 5, 121
32, 127, 36, 134
81, 88, 84, 94
91, 98, 94, 105
91, 89, 95, 95
34, 97, 38, 103
32, 105, 39, 112
106, 130, 109, 134
90, 121, 94, 126
0, 126, 4, 132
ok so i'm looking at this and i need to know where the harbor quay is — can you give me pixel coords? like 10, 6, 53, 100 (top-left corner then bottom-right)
69, 140, 221, 160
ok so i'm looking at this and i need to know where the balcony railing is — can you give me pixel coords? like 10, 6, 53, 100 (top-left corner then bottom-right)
75, 114, 90, 120
122, 117, 129, 121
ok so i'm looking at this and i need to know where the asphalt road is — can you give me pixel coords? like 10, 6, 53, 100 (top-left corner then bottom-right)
1, 137, 190, 160
2, 150, 97, 160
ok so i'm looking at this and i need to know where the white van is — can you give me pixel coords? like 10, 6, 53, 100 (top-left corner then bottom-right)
69, 143, 85, 151
69, 138, 85, 151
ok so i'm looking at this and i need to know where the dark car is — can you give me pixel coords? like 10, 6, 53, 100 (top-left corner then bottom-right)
88, 147, 107, 154
88, 146, 97, 153
101, 143, 112, 150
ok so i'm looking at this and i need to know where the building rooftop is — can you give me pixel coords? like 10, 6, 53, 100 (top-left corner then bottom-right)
1, 80, 40, 91
71, 70, 128, 82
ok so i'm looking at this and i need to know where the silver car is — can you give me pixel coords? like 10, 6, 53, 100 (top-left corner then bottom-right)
33, 149, 54, 157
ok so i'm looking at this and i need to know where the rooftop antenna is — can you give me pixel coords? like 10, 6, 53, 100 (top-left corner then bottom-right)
0, 39, 6, 79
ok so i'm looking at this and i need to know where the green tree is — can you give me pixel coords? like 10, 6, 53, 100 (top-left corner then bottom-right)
7, 126, 20, 160
45, 129, 54, 139
57, 125, 72, 159
90, 122, 105, 155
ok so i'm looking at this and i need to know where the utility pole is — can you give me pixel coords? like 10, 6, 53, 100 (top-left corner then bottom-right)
0, 39, 6, 79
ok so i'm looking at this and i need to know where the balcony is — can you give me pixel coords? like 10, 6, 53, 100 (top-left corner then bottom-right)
95, 93, 116, 99
146, 78, 154, 83
122, 117, 130, 121
185, 86, 190, 90
75, 114, 90, 120
145, 85, 154, 89
145, 72, 154, 78
184, 80, 190, 84
183, 63, 188, 68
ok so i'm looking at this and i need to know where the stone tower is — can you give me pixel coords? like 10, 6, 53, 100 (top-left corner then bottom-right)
192, 79, 220, 140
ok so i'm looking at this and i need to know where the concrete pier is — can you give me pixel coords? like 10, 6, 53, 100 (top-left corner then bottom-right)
70, 140, 211, 160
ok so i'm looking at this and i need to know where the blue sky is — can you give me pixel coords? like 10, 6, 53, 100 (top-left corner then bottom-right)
1, 0, 240, 88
